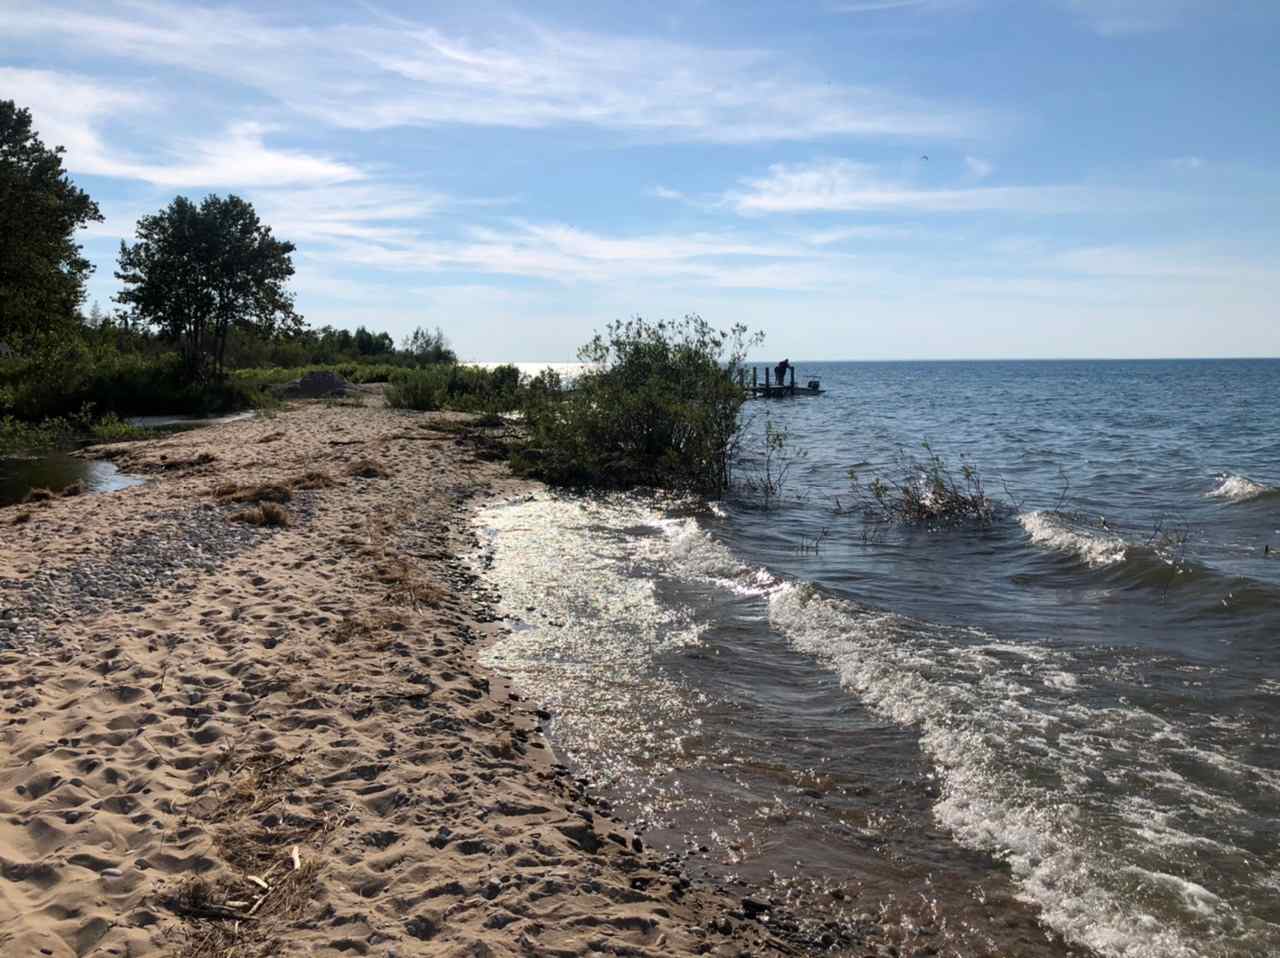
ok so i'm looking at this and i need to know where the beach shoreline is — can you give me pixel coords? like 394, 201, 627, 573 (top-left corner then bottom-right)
0, 400, 861, 957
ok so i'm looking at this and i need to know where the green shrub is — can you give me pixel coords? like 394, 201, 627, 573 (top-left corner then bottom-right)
384, 364, 522, 413
847, 443, 998, 526
0, 337, 270, 422
232, 362, 404, 388
517, 316, 758, 495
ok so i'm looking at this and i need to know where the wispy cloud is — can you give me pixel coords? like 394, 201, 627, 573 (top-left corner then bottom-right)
1052, 243, 1272, 281
965, 155, 994, 178
0, 67, 150, 165
650, 185, 687, 201
1060, 0, 1200, 36
729, 158, 1101, 214
1, 68, 362, 187
281, 215, 859, 291
3, 1, 987, 143
828, 0, 938, 11
827, 0, 973, 13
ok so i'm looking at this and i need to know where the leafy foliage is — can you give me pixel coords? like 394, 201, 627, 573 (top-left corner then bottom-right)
738, 417, 807, 510
847, 443, 997, 526
0, 404, 148, 455
115, 194, 302, 380
233, 363, 407, 388
384, 364, 522, 413
401, 326, 457, 365
517, 315, 759, 494
0, 100, 102, 345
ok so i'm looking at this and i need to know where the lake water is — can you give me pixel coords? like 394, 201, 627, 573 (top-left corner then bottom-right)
476, 359, 1280, 958
0, 453, 144, 508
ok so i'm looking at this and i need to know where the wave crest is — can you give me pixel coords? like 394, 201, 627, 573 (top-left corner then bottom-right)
1018, 511, 1128, 567
1206, 475, 1275, 503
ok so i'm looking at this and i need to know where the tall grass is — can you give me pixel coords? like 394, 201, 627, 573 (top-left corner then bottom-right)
232, 363, 406, 387
384, 364, 522, 413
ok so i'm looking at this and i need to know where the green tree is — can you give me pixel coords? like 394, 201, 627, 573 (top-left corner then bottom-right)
0, 100, 102, 345
115, 194, 301, 381
403, 325, 456, 364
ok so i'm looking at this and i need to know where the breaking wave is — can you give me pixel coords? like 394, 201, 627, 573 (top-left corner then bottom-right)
656, 516, 1275, 958
1017, 510, 1128, 567
1206, 475, 1278, 504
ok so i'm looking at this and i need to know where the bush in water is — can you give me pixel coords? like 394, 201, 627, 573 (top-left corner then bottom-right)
516, 315, 759, 496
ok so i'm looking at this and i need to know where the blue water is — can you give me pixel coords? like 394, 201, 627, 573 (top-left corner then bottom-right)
478, 359, 1280, 958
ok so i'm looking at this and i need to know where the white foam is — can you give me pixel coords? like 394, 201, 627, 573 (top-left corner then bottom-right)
661, 517, 782, 596
480, 491, 1277, 957
1206, 474, 1271, 503
764, 583, 1250, 958
1018, 511, 1128, 567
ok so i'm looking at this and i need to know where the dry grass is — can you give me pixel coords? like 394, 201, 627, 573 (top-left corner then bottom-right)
213, 471, 334, 504
230, 502, 291, 527
158, 451, 218, 471
11, 510, 32, 526
371, 555, 446, 608
169, 750, 343, 958
215, 482, 293, 504
290, 469, 335, 490
346, 457, 389, 479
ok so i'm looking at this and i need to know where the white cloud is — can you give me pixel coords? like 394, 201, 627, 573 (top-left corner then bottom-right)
280, 214, 858, 291
121, 123, 364, 188
965, 155, 994, 178
1169, 155, 1206, 170
730, 158, 1099, 214
3, 1, 988, 143
0, 67, 150, 165
1, 68, 362, 188
650, 185, 687, 201
1061, 0, 1200, 36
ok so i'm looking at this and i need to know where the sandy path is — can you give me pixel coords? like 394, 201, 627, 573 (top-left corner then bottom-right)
0, 402, 833, 958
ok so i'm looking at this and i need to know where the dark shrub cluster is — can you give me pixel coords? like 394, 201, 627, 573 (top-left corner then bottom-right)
848, 443, 997, 526
384, 363, 522, 414
515, 315, 758, 495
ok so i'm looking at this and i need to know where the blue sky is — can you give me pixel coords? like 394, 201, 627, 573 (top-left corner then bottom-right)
2, 0, 1277, 360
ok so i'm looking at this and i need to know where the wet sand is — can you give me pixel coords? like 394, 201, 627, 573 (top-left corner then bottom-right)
0, 400, 857, 957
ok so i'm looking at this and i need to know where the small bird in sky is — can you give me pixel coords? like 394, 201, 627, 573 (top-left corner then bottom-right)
921, 154, 929, 160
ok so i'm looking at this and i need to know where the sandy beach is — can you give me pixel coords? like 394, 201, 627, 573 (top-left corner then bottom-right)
0, 399, 860, 958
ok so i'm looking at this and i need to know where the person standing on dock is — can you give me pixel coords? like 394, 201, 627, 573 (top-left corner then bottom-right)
774, 358, 791, 385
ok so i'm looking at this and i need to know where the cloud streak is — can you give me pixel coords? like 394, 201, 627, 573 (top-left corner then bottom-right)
729, 158, 1101, 214
1, 68, 363, 187
3, 1, 987, 143
1060, 0, 1200, 36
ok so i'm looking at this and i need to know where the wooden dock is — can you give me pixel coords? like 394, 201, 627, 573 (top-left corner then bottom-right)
742, 365, 824, 398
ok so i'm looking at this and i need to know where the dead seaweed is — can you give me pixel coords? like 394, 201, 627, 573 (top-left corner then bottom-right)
230, 502, 291, 527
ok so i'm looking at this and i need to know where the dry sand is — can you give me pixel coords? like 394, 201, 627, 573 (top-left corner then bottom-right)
0, 401, 853, 958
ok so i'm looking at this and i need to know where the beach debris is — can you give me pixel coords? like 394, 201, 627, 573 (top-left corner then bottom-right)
346, 456, 389, 479
229, 501, 290, 527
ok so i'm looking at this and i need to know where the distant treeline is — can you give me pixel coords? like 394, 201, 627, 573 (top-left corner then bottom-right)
0, 95, 457, 430
3, 97, 760, 500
